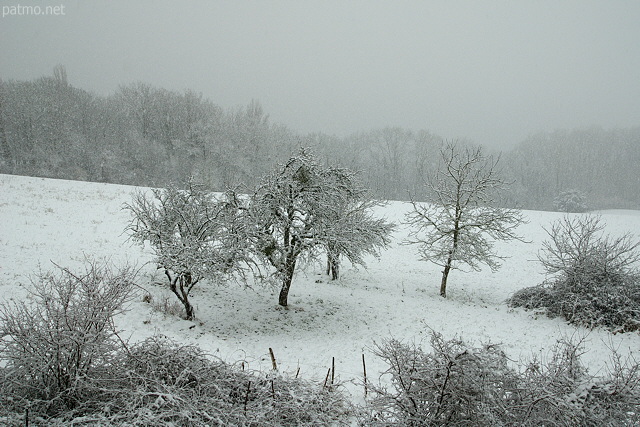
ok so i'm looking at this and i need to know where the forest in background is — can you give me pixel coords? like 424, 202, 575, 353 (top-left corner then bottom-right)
1, 67, 638, 211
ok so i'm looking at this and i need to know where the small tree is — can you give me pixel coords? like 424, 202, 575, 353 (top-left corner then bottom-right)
322, 168, 394, 280
248, 149, 394, 306
554, 189, 589, 213
405, 142, 526, 297
324, 200, 393, 280
125, 181, 250, 320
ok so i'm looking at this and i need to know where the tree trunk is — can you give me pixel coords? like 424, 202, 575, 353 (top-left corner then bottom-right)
440, 261, 452, 298
330, 258, 339, 280
168, 270, 195, 321
182, 297, 195, 321
279, 257, 297, 307
326, 253, 340, 280
440, 214, 460, 298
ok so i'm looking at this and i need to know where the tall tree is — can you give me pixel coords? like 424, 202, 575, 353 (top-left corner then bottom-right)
405, 142, 526, 297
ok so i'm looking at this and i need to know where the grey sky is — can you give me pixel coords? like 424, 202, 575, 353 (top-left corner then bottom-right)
1, 0, 639, 148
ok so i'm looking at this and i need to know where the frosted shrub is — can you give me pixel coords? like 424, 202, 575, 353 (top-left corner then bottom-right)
362, 332, 519, 426
1, 335, 353, 425
509, 215, 640, 331
361, 331, 640, 426
115, 336, 353, 426
0, 260, 136, 417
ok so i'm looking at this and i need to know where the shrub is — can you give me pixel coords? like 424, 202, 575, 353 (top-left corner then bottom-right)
113, 336, 353, 426
1, 336, 352, 426
538, 215, 640, 281
361, 331, 640, 426
362, 332, 519, 425
509, 215, 640, 332
509, 278, 640, 332
0, 260, 136, 417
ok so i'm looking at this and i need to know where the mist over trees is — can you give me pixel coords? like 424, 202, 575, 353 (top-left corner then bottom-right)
504, 127, 640, 210
1, 68, 638, 211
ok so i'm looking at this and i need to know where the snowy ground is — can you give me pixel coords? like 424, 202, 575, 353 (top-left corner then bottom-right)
1, 173, 639, 402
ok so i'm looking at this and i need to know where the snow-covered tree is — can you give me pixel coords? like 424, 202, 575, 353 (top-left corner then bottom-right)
406, 142, 526, 297
553, 189, 589, 213
125, 181, 251, 320
247, 149, 394, 306
322, 167, 394, 280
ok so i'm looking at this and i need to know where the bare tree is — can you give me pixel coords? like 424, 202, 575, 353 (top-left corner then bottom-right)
406, 142, 526, 297
125, 181, 251, 320
248, 149, 394, 306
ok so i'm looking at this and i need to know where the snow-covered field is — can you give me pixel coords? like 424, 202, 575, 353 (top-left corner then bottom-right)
1, 173, 639, 402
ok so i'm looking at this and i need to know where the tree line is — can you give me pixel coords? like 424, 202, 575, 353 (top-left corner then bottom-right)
1, 67, 638, 210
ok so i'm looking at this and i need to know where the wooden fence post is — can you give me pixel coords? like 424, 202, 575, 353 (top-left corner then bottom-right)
268, 347, 277, 371
331, 356, 335, 385
323, 368, 331, 389
362, 353, 368, 396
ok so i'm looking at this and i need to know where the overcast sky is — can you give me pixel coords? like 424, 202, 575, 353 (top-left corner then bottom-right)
1, 0, 639, 148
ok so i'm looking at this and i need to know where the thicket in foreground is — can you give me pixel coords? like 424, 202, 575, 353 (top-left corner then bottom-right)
0, 260, 136, 418
509, 215, 640, 332
0, 262, 352, 426
361, 331, 640, 426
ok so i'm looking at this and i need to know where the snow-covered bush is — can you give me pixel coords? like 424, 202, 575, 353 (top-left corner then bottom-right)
362, 332, 519, 425
554, 189, 589, 213
509, 215, 640, 331
0, 260, 136, 418
115, 336, 352, 426
361, 331, 640, 426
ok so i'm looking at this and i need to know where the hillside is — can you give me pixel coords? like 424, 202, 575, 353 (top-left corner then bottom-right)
1, 173, 639, 401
